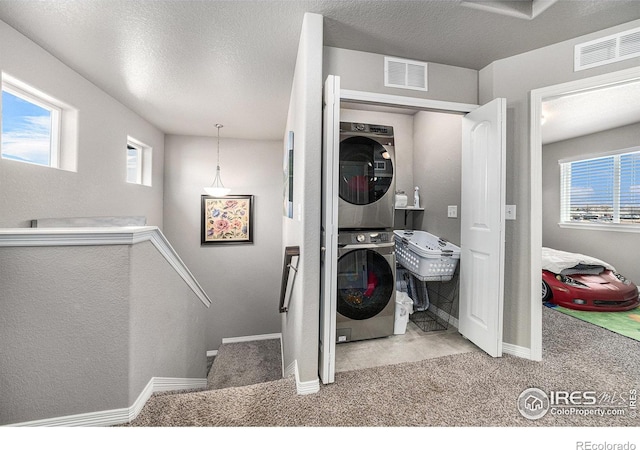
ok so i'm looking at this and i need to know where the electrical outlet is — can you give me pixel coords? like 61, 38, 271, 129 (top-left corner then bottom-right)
505, 205, 516, 220
448, 205, 457, 218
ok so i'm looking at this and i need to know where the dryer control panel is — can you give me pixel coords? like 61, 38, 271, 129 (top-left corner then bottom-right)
338, 231, 393, 245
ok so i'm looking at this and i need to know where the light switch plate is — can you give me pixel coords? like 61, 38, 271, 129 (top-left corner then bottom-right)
505, 205, 516, 220
448, 205, 457, 218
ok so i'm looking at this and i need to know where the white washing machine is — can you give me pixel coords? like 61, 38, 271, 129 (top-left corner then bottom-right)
339, 122, 396, 230
336, 230, 396, 342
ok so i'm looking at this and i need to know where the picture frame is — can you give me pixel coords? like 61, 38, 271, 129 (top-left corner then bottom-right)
201, 195, 254, 245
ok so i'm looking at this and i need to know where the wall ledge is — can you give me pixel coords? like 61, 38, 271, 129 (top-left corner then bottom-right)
3, 377, 207, 427
0, 226, 211, 307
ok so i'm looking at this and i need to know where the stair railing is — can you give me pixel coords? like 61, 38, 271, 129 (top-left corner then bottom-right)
279, 246, 300, 313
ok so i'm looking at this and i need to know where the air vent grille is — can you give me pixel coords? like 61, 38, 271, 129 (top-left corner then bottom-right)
384, 57, 428, 92
575, 26, 640, 71
620, 30, 640, 57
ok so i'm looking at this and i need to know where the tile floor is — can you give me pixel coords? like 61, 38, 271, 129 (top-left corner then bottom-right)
335, 320, 481, 373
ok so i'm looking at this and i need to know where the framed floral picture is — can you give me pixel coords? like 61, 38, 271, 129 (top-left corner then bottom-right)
201, 195, 254, 245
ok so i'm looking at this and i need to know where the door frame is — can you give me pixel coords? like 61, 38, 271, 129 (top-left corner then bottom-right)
529, 66, 640, 361
341, 89, 478, 115
320, 75, 340, 384
320, 89, 482, 380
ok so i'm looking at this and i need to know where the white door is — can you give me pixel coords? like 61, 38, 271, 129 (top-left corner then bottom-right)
319, 75, 340, 384
459, 98, 506, 358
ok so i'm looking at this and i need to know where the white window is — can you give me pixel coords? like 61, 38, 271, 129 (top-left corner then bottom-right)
126, 136, 152, 186
0, 73, 77, 171
560, 147, 640, 229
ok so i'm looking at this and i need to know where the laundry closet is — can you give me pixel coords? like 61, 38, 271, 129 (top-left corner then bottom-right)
333, 103, 465, 366
319, 47, 506, 383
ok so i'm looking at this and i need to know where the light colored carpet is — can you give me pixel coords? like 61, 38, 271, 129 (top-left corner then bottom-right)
207, 339, 282, 390
126, 307, 640, 426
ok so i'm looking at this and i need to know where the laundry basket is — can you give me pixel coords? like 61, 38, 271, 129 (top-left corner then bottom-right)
393, 230, 460, 281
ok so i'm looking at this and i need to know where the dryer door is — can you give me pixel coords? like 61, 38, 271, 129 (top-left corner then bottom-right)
339, 136, 394, 207
337, 247, 394, 320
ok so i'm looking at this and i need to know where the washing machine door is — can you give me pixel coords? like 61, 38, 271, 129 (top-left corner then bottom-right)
337, 247, 395, 321
339, 136, 394, 207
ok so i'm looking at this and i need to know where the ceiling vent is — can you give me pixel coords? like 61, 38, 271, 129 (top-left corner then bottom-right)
575, 26, 640, 71
384, 57, 428, 92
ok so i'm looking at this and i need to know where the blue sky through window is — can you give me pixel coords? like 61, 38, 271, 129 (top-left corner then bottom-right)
1, 89, 52, 166
566, 151, 640, 223
571, 155, 640, 206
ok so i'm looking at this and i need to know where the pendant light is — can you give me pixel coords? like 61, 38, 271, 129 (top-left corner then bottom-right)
204, 123, 231, 196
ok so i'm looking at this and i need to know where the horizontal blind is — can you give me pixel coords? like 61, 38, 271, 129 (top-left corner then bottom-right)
619, 151, 640, 223
561, 149, 640, 225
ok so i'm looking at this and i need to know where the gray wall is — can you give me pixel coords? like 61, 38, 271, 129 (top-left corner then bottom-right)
0, 240, 207, 425
129, 241, 208, 403
324, 46, 478, 105
0, 246, 130, 424
542, 122, 640, 285
479, 19, 640, 348
281, 13, 324, 383
163, 135, 283, 351
0, 19, 164, 228
412, 110, 463, 245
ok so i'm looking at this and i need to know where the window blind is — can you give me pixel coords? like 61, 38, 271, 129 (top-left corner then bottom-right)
561, 148, 640, 225
619, 151, 640, 222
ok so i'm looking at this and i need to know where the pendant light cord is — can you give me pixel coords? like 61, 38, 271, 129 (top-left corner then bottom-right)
216, 123, 222, 169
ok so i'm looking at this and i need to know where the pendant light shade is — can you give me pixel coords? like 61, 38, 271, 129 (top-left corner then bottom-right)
204, 123, 231, 196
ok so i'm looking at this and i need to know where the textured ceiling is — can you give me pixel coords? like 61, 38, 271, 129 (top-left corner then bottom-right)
0, 0, 639, 140
542, 81, 640, 145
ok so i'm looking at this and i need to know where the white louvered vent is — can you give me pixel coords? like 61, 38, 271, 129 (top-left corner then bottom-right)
384, 57, 428, 92
575, 27, 640, 71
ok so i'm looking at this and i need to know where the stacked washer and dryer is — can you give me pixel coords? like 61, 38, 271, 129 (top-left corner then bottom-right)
336, 122, 397, 343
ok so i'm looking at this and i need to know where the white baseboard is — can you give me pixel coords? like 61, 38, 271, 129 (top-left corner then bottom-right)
296, 377, 320, 395
222, 332, 282, 344
206, 349, 218, 357
286, 360, 319, 395
502, 342, 532, 359
5, 377, 207, 427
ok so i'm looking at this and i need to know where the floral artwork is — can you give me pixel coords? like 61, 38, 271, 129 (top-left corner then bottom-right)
201, 195, 253, 244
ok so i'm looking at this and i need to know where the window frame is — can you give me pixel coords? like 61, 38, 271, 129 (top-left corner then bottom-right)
126, 143, 143, 185
559, 146, 640, 233
126, 136, 152, 187
1, 72, 77, 172
1, 79, 62, 168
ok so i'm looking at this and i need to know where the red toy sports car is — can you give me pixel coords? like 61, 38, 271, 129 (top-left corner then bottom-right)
541, 247, 639, 312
